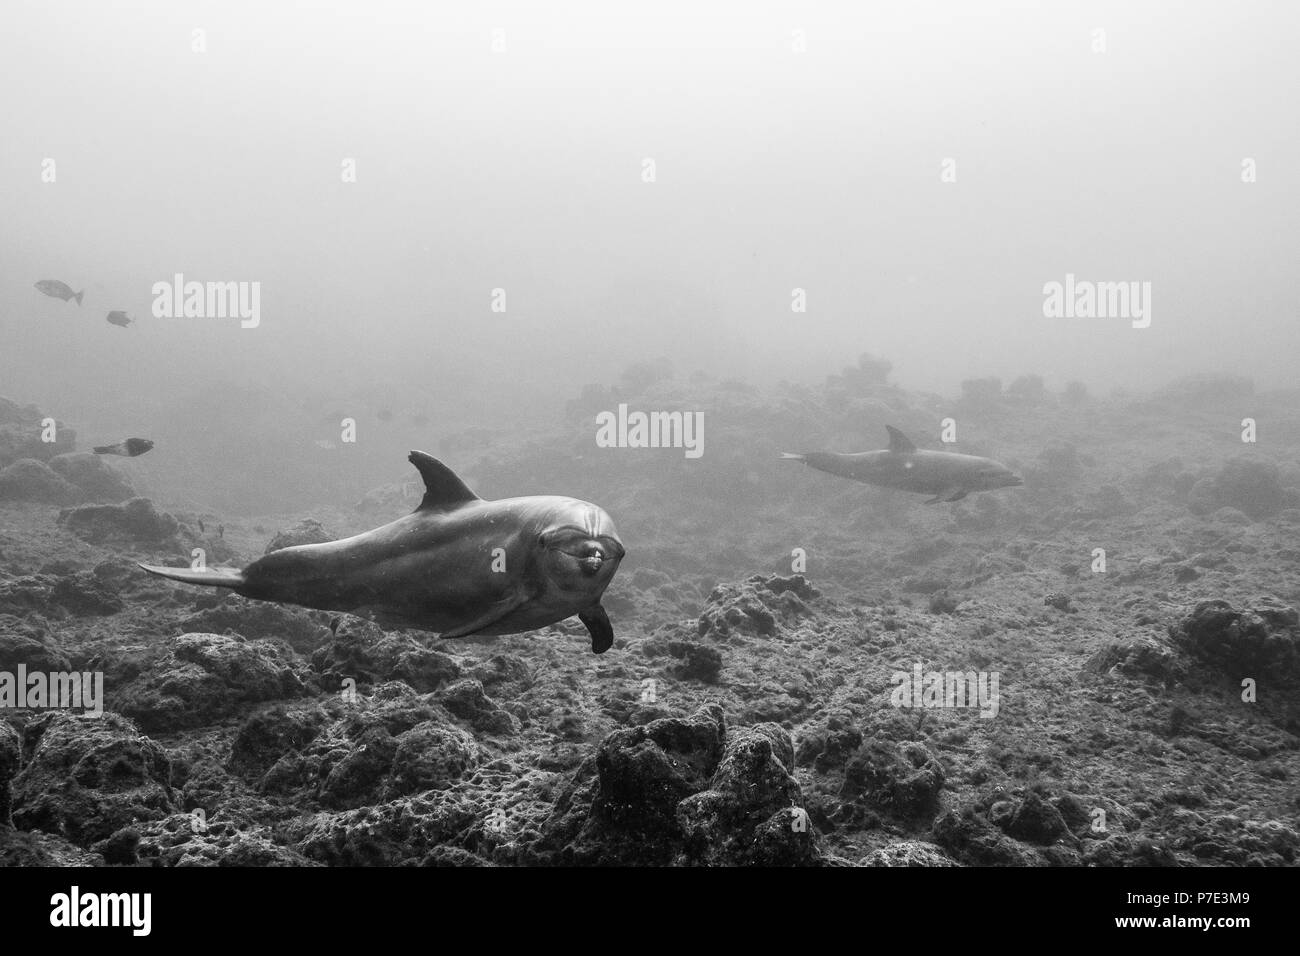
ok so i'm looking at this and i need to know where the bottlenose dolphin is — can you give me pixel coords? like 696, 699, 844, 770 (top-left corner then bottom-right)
139, 452, 626, 653
781, 425, 1022, 504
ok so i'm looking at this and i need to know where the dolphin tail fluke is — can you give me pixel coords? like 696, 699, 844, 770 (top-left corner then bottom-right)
138, 563, 245, 589
74, 290, 84, 306
779, 453, 805, 461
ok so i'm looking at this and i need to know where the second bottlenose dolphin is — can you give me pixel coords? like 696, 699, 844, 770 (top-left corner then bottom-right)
782, 425, 1022, 504
139, 452, 626, 652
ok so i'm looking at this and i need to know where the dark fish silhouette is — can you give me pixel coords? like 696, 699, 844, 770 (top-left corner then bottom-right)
35, 280, 83, 305
93, 438, 154, 457
782, 425, 1022, 504
106, 311, 133, 327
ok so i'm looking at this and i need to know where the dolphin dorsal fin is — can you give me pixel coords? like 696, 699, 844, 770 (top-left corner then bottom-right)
885, 426, 917, 454
408, 451, 480, 511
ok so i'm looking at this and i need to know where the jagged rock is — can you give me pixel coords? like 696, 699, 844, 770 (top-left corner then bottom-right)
0, 626, 70, 672
319, 723, 400, 809
228, 706, 329, 778
928, 591, 959, 614
698, 580, 779, 639
264, 519, 335, 555
534, 704, 726, 864
676, 723, 818, 865
1188, 457, 1294, 518
0, 720, 20, 821
48, 452, 134, 503
256, 685, 463, 809
0, 459, 79, 503
285, 792, 480, 865
115, 633, 308, 733
0, 397, 75, 468
796, 712, 863, 773
132, 814, 318, 866
663, 640, 723, 683
862, 841, 958, 866
760, 574, 821, 602
842, 739, 945, 820
181, 600, 329, 654
10, 712, 176, 844
436, 679, 517, 736
467, 654, 533, 692
697, 575, 822, 640
58, 497, 179, 545
531, 705, 822, 866
0, 580, 52, 617
0, 827, 104, 866
49, 571, 124, 616
1084, 636, 1187, 683
931, 806, 1044, 866
997, 791, 1071, 845
1081, 835, 1180, 866
91, 827, 141, 865
1169, 600, 1299, 679
387, 721, 481, 796
420, 846, 494, 866
311, 618, 461, 693
1043, 592, 1074, 612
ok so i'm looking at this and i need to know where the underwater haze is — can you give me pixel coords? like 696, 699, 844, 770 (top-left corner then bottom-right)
0, 0, 1298, 883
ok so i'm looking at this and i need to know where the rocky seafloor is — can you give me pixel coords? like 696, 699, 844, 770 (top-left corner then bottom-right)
0, 369, 1297, 866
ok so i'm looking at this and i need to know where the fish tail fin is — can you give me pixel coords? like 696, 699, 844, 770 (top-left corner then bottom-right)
779, 453, 806, 461
74, 291, 84, 306
138, 563, 245, 589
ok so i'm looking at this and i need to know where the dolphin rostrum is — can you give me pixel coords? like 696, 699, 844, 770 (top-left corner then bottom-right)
781, 425, 1022, 504
139, 452, 627, 652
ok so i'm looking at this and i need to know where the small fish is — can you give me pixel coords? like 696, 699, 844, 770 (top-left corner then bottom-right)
106, 311, 133, 327
198, 520, 206, 534
314, 439, 337, 450
218, 524, 224, 539
35, 280, 84, 305
93, 438, 155, 457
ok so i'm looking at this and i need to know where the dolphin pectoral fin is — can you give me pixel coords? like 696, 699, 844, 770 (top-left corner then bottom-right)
439, 594, 529, 639
579, 604, 614, 654
923, 495, 943, 505
945, 490, 969, 502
